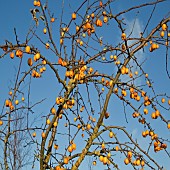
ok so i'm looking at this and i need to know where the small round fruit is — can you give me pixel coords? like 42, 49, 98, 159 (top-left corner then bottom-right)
162, 24, 167, 31
43, 28, 47, 34
63, 157, 69, 164
32, 132, 36, 137
41, 132, 46, 138
109, 131, 114, 138
167, 123, 170, 129
161, 98, 165, 103
46, 119, 50, 125
72, 13, 76, 20
124, 158, 130, 165
121, 33, 126, 40
0, 120, 3, 126
10, 52, 15, 59
15, 100, 19, 105
115, 146, 119, 151
25, 46, 31, 53
127, 151, 132, 158
68, 145, 73, 153
54, 144, 59, 150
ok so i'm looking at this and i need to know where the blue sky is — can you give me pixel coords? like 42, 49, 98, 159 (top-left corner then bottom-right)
0, 0, 170, 170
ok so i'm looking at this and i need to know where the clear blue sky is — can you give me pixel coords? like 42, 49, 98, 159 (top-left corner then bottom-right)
0, 0, 170, 170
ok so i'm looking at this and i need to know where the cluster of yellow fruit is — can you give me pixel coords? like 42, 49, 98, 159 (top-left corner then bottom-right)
5, 93, 25, 111
54, 143, 77, 168
56, 97, 75, 109
33, 0, 41, 7
16, 49, 23, 58
129, 88, 142, 102
72, 8, 108, 36
101, 77, 114, 88
141, 129, 167, 152
121, 66, 129, 75
110, 54, 118, 61
5, 99, 14, 111
10, 49, 23, 59
154, 140, 167, 152
67, 142, 76, 153
151, 110, 160, 119
99, 154, 111, 165
71, 4, 110, 42
31, 59, 46, 78
58, 58, 67, 67
32, 69, 41, 78
149, 42, 159, 52
150, 23, 168, 52
124, 151, 145, 167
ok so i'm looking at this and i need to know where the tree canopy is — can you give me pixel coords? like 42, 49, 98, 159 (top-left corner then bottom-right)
0, 0, 170, 170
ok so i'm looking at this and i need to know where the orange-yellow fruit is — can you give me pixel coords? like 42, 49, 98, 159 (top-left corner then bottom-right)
142, 131, 146, 137
9, 91, 12, 96
55, 166, 61, 170
72, 13, 76, 20
15, 100, 19, 105
46, 43, 50, 49
0, 120, 3, 126
27, 58, 33, 66
107, 152, 111, 158
72, 143, 76, 150
51, 107, 56, 114
103, 156, 107, 164
161, 98, 165, 103
141, 160, 145, 166
16, 49, 23, 58
99, 1, 103, 7
86, 124, 91, 130
51, 17, 55, 22
167, 123, 170, 129
99, 155, 103, 162
25, 46, 31, 53
124, 158, 130, 165
53, 121, 58, 127
121, 33, 126, 40
46, 119, 50, 125
54, 144, 59, 150
143, 108, 148, 114
160, 31, 165, 37
109, 131, 114, 138
162, 24, 167, 31
68, 145, 73, 153
35, 53, 40, 60
43, 28, 47, 34
136, 159, 140, 166
101, 143, 105, 149
33, 1, 37, 6
96, 19, 103, 27
93, 161, 96, 166
103, 16, 108, 23
115, 146, 119, 151
63, 157, 69, 164
10, 52, 15, 59
127, 151, 132, 158
41, 132, 46, 138
36, 1, 41, 6
32, 132, 36, 137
